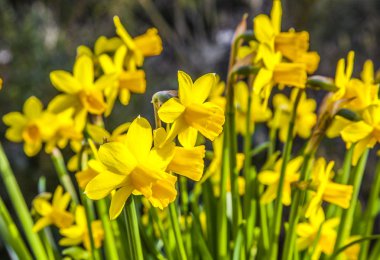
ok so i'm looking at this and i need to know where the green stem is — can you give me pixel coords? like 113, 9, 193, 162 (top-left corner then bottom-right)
268, 89, 303, 260
150, 207, 174, 260
0, 143, 48, 260
0, 197, 32, 260
95, 199, 119, 260
333, 149, 369, 254
179, 176, 191, 257
358, 160, 380, 259
51, 148, 79, 205
123, 197, 144, 260
217, 122, 230, 259
168, 202, 187, 260
282, 152, 313, 260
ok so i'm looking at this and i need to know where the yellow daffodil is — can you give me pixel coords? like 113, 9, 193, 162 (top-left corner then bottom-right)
77, 36, 123, 61
3, 96, 58, 156
32, 186, 74, 232
234, 81, 272, 135
258, 156, 303, 205
305, 158, 353, 217
158, 71, 225, 148
253, 0, 319, 73
297, 208, 339, 259
114, 16, 162, 67
85, 117, 177, 219
269, 89, 317, 142
59, 205, 104, 251
341, 105, 380, 165
48, 55, 116, 130
99, 45, 146, 115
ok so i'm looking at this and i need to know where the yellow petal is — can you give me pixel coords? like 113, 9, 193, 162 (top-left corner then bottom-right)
258, 170, 279, 184
85, 172, 127, 200
270, 0, 282, 34
158, 98, 185, 123
130, 165, 166, 198
192, 73, 216, 104
254, 15, 275, 44
114, 45, 127, 69
346, 51, 355, 80
119, 88, 131, 105
78, 90, 106, 115
253, 68, 273, 95
87, 124, 111, 143
167, 145, 205, 181
24, 140, 42, 157
125, 117, 152, 162
23, 96, 43, 119
361, 60, 374, 84
113, 16, 136, 51
109, 185, 134, 220
178, 126, 198, 148
50, 71, 81, 94
178, 71, 193, 106
47, 94, 80, 114
74, 55, 94, 87
3, 112, 26, 126
99, 54, 116, 74
341, 121, 373, 143
32, 217, 52, 232
98, 142, 137, 174
33, 198, 52, 216
119, 70, 146, 94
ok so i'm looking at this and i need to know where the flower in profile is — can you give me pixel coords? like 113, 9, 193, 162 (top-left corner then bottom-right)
269, 89, 317, 142
297, 207, 339, 259
158, 71, 225, 148
59, 205, 104, 251
85, 117, 177, 219
207, 75, 226, 110
48, 55, 116, 130
234, 81, 272, 135
3, 96, 57, 156
305, 158, 353, 217
258, 156, 303, 205
114, 16, 162, 67
99, 45, 146, 115
341, 105, 380, 165
32, 186, 73, 232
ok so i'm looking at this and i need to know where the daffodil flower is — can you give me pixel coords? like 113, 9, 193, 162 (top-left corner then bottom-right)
48, 55, 116, 130
32, 186, 74, 232
3, 96, 58, 156
341, 105, 380, 165
114, 16, 162, 67
269, 89, 317, 142
234, 81, 272, 135
85, 117, 176, 219
253, 0, 319, 72
305, 158, 353, 217
99, 45, 146, 115
59, 205, 104, 251
258, 156, 303, 205
297, 208, 339, 259
158, 71, 225, 148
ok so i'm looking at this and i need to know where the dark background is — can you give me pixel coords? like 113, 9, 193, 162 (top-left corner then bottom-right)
1, 0, 380, 257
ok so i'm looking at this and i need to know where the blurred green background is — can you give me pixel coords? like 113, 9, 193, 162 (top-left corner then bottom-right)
1, 0, 380, 257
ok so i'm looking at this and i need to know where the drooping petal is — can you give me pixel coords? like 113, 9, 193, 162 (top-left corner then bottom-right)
109, 185, 134, 220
